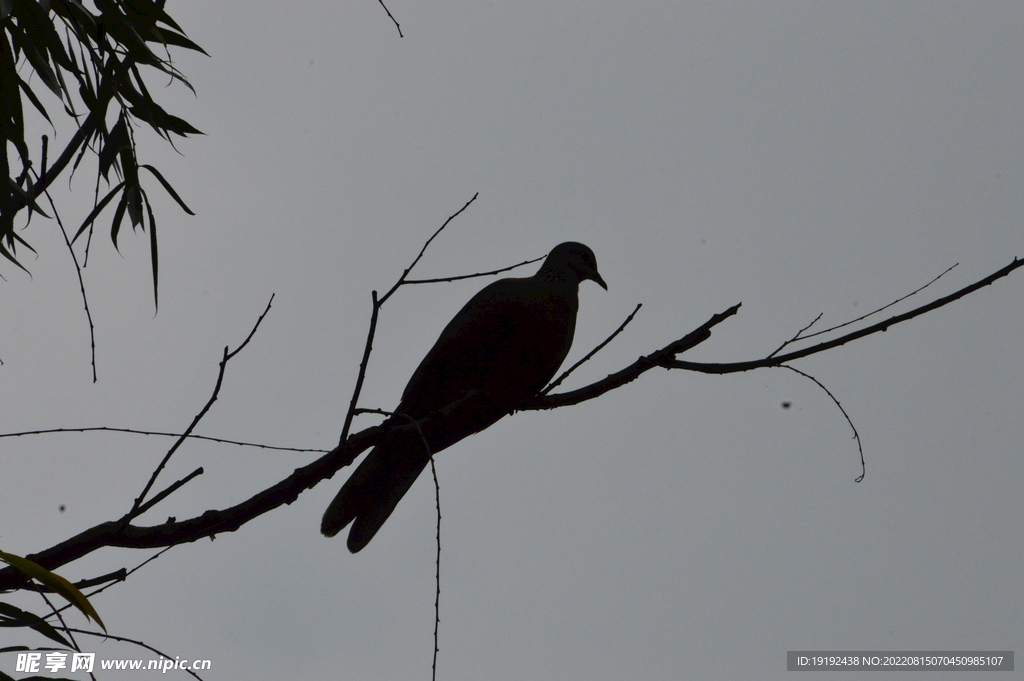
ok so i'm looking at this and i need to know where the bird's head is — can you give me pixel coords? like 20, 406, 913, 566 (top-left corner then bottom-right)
541, 242, 608, 290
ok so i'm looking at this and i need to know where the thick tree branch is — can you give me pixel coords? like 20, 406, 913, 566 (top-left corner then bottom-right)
525, 304, 739, 410
3, 257, 1020, 591
0, 425, 372, 590
670, 257, 1022, 375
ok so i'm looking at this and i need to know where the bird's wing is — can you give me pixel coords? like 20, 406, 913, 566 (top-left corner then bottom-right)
323, 267, 588, 552
399, 276, 579, 419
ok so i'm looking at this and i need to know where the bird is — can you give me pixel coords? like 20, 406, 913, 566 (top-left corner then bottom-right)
321, 242, 607, 552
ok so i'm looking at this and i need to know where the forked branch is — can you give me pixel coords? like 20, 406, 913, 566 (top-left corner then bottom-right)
2, 210, 1019, 592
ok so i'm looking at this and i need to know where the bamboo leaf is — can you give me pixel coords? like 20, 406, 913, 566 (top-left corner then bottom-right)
143, 188, 158, 310
110, 191, 127, 251
141, 164, 194, 215
0, 551, 106, 631
0, 602, 73, 647
73, 180, 125, 242
18, 77, 54, 126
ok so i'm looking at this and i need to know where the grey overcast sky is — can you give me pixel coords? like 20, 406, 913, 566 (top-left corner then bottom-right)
2, 2, 1023, 679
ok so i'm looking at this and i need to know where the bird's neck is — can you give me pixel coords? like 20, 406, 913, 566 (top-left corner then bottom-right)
536, 267, 581, 291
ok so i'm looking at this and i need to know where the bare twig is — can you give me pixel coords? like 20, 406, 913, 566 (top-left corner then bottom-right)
782, 365, 865, 482
3, 257, 1020, 593
670, 257, 1022, 375
0, 426, 327, 453
769, 265, 960, 358
355, 406, 442, 674
37, 174, 97, 382
135, 467, 204, 516
378, 193, 478, 306
1, 401, 498, 591
23, 113, 97, 208
226, 294, 276, 361
431, 457, 441, 681
341, 194, 480, 445
73, 569, 129, 593
802, 263, 959, 342
527, 304, 738, 410
767, 313, 822, 359
404, 256, 543, 285
541, 303, 642, 396
85, 548, 172, 599
129, 295, 274, 517
62, 628, 205, 681
339, 290, 381, 447
377, 0, 403, 37
34, 588, 81, 654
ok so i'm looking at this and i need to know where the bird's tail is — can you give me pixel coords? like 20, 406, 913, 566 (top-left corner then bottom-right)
320, 444, 432, 553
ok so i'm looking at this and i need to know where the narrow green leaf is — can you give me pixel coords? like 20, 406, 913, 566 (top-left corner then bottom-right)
1, 37, 28, 154
70, 125, 92, 176
125, 0, 183, 32
18, 77, 53, 126
51, 60, 76, 111
141, 164, 194, 214
0, 241, 32, 275
9, 23, 63, 100
99, 114, 130, 180
20, 0, 75, 72
143, 189, 158, 310
0, 551, 106, 631
127, 104, 203, 137
9, 230, 38, 254
7, 179, 52, 218
102, 18, 161, 65
126, 184, 143, 228
66, 34, 79, 71
153, 29, 209, 56
110, 191, 127, 251
0, 602, 73, 647
73, 181, 125, 242
162, 112, 203, 136
77, 80, 95, 112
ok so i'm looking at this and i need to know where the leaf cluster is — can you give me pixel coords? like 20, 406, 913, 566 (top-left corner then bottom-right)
1, 0, 204, 305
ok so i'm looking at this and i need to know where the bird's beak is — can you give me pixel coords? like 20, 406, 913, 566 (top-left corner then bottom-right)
591, 272, 608, 290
